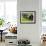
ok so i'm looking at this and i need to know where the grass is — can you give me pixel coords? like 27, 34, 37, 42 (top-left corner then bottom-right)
21, 17, 32, 22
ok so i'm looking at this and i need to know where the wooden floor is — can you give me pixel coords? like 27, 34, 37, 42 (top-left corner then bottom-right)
0, 41, 45, 46
0, 41, 5, 46
41, 42, 46, 46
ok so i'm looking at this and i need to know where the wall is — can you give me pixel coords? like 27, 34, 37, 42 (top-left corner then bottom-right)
17, 0, 42, 46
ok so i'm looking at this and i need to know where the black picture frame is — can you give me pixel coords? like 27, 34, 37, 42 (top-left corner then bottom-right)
20, 11, 36, 24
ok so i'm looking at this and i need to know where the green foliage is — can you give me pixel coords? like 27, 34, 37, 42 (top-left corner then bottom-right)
0, 18, 5, 27
22, 13, 28, 19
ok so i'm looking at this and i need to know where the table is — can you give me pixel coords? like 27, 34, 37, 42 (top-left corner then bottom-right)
5, 33, 17, 46
0, 30, 3, 42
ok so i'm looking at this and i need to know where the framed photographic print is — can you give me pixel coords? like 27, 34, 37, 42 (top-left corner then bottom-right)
20, 11, 36, 24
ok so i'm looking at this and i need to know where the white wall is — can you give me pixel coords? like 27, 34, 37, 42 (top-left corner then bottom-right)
17, 0, 42, 46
